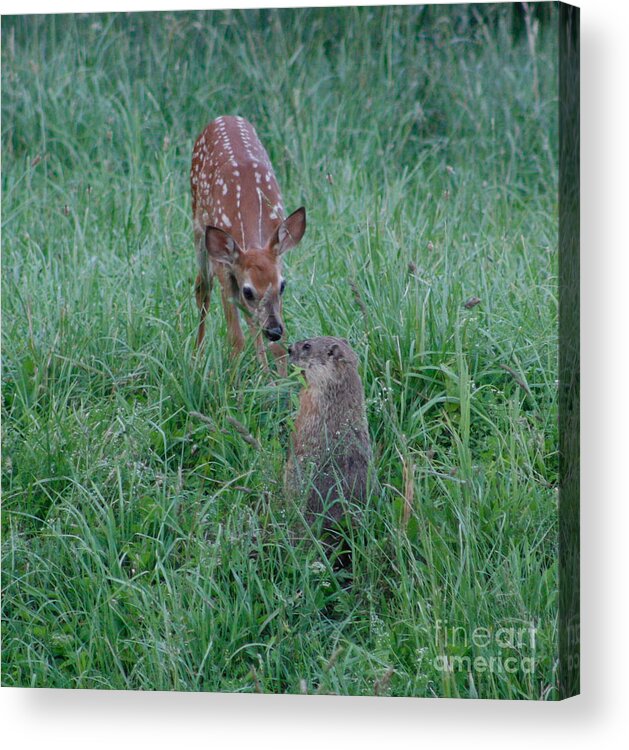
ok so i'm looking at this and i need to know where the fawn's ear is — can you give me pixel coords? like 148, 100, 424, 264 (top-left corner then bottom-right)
205, 226, 243, 265
270, 207, 306, 256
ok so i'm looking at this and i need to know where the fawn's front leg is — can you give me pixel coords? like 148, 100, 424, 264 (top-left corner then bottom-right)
194, 271, 213, 349
221, 286, 245, 357
269, 342, 288, 376
246, 318, 270, 370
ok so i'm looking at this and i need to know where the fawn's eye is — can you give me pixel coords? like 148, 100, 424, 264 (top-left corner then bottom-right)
242, 286, 255, 302
280, 279, 286, 295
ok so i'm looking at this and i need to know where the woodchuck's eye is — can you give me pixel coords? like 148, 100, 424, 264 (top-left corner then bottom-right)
242, 286, 255, 302
303, 342, 311, 352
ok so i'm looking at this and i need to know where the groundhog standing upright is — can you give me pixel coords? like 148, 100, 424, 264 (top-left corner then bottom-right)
286, 337, 373, 531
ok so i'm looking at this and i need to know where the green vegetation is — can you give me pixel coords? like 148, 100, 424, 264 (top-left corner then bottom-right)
2, 5, 558, 698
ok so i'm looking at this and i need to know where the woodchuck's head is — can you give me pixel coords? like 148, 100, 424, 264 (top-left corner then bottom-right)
288, 336, 359, 389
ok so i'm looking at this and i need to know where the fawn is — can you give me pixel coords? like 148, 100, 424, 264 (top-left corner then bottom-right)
190, 115, 306, 373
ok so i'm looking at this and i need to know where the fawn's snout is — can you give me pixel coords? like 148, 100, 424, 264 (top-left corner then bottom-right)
264, 324, 283, 342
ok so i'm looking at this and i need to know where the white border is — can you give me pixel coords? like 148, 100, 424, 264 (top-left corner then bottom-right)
3, 0, 629, 748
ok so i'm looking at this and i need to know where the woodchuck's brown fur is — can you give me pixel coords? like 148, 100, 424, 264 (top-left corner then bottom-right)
285, 337, 373, 534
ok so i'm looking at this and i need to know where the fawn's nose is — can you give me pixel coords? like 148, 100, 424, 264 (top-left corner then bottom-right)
264, 325, 283, 342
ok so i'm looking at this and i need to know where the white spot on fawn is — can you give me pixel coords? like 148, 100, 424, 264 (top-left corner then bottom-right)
221, 213, 232, 227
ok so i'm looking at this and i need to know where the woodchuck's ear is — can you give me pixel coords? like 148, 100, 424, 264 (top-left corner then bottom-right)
327, 343, 344, 361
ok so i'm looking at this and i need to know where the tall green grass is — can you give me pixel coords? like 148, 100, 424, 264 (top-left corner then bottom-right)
2, 6, 558, 698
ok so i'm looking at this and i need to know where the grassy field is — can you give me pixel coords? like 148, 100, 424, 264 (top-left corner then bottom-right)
2, 6, 559, 698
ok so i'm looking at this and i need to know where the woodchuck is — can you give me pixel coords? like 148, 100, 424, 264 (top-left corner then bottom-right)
285, 337, 373, 535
